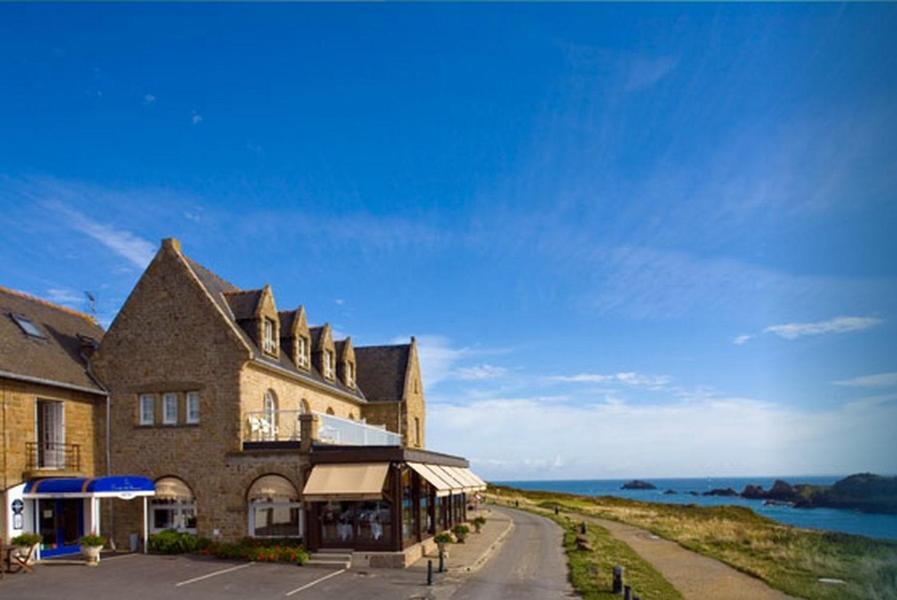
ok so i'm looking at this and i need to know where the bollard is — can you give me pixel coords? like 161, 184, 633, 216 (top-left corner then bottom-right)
623, 585, 632, 600
633, 595, 641, 600
580, 521, 587, 534
554, 505, 559, 515
515, 500, 519, 507
613, 565, 625, 594
427, 559, 433, 586
439, 550, 445, 573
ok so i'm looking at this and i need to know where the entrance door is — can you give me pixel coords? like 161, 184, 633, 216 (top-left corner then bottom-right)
37, 499, 83, 557
36, 400, 65, 469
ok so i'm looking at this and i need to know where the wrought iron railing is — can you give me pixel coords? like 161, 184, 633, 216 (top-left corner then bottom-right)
26, 442, 81, 471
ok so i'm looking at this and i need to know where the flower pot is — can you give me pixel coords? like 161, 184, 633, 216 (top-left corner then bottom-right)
81, 545, 103, 566
15, 544, 38, 566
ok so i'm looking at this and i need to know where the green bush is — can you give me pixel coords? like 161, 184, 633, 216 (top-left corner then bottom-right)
472, 516, 487, 533
452, 524, 470, 543
434, 532, 454, 545
148, 530, 209, 554
80, 534, 107, 547
200, 539, 308, 564
11, 533, 42, 546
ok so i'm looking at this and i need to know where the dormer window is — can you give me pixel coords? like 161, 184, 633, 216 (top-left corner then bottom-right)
323, 350, 334, 379
345, 362, 355, 388
263, 318, 277, 354
297, 336, 309, 368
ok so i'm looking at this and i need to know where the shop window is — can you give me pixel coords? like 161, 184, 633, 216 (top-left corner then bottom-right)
248, 474, 302, 538
151, 477, 197, 533
401, 469, 414, 542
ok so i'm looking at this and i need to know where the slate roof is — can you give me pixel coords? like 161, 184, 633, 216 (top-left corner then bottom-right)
354, 344, 411, 403
182, 257, 366, 402
0, 286, 105, 394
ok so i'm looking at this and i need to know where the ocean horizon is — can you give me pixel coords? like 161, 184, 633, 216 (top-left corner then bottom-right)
495, 476, 897, 541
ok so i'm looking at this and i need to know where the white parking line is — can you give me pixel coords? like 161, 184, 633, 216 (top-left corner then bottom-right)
175, 561, 254, 586
284, 568, 346, 596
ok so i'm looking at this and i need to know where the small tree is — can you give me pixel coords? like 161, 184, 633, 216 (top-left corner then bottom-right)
452, 524, 470, 543
472, 516, 486, 533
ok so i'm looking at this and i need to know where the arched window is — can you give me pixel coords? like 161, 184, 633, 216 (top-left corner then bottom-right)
151, 477, 197, 534
248, 474, 302, 538
326, 407, 335, 416
262, 390, 278, 441
348, 412, 356, 420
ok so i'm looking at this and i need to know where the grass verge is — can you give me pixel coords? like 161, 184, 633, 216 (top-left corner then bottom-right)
492, 486, 897, 600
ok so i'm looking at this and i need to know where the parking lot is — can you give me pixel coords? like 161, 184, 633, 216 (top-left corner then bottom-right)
0, 553, 448, 600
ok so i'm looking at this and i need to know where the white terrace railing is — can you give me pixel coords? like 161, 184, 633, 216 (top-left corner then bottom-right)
244, 410, 402, 447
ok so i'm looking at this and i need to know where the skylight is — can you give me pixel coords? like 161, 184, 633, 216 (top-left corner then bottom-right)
11, 313, 45, 338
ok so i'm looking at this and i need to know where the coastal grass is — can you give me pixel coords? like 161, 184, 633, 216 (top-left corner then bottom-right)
491, 486, 897, 600
511, 502, 683, 599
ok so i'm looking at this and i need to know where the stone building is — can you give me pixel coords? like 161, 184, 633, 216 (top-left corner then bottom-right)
89, 238, 484, 566
0, 286, 155, 559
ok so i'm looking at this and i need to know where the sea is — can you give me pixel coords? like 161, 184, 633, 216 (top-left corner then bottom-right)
496, 476, 897, 541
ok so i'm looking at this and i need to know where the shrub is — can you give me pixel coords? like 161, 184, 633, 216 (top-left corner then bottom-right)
199, 539, 308, 565
452, 524, 470, 543
11, 533, 41, 546
434, 532, 454, 545
80, 534, 107, 547
472, 516, 487, 533
148, 530, 209, 554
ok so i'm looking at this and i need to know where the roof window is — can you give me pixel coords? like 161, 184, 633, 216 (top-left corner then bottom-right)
11, 313, 45, 338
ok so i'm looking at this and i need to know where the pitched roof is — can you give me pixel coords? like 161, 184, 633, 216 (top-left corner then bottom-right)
0, 286, 105, 394
278, 310, 297, 335
354, 344, 410, 403
182, 256, 366, 403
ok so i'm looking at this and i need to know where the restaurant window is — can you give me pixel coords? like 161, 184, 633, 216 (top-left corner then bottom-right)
151, 477, 196, 533
248, 474, 302, 538
401, 468, 414, 542
419, 482, 432, 537
139, 394, 155, 425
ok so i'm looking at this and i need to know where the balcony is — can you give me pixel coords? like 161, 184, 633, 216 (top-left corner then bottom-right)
25, 442, 82, 478
243, 410, 401, 449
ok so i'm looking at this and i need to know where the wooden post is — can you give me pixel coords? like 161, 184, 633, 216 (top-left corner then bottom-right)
623, 585, 632, 600
613, 565, 624, 594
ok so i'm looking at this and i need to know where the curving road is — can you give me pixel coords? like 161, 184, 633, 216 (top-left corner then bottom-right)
448, 506, 575, 600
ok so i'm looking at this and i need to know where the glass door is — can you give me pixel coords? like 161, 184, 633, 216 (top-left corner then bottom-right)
37, 499, 83, 557
37, 400, 65, 469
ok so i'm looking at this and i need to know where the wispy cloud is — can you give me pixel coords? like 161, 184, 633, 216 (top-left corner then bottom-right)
549, 372, 671, 387
733, 334, 753, 346
143, 94, 156, 104
454, 364, 508, 381
46, 287, 86, 306
834, 372, 897, 388
624, 55, 678, 92
48, 203, 155, 268
764, 316, 882, 340
192, 111, 203, 125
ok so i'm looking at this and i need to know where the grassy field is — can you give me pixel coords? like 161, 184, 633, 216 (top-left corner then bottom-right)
491, 486, 897, 600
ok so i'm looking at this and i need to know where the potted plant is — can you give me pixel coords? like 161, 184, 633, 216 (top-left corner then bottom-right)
80, 533, 107, 566
434, 532, 453, 557
452, 524, 470, 544
10, 532, 42, 565
472, 515, 486, 533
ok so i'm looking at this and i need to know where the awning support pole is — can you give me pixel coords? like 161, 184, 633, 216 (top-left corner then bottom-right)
142, 496, 148, 554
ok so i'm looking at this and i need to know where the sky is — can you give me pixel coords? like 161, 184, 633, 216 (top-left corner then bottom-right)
1, 3, 896, 480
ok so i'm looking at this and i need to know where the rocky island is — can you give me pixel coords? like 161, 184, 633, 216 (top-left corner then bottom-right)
621, 479, 657, 490
739, 473, 897, 514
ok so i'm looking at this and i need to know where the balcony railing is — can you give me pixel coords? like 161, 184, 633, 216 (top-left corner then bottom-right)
26, 442, 81, 471
243, 410, 401, 447
317, 412, 401, 446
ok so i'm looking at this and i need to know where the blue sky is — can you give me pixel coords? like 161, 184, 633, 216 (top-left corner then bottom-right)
1, 3, 896, 479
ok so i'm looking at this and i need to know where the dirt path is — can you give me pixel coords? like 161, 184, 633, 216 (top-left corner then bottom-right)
581, 515, 795, 600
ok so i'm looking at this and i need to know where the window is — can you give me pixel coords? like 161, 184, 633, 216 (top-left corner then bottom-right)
415, 417, 421, 447
263, 318, 276, 354
151, 477, 196, 534
345, 362, 355, 387
11, 313, 45, 338
186, 392, 200, 424
248, 475, 302, 538
163, 393, 178, 425
139, 394, 155, 425
323, 350, 334, 378
262, 390, 277, 441
298, 337, 308, 368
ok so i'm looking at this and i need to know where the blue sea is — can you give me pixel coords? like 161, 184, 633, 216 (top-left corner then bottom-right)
497, 477, 897, 541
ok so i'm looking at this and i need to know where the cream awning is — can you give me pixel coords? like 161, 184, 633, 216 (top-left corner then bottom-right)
429, 465, 470, 493
444, 466, 481, 492
302, 463, 389, 502
466, 468, 488, 490
452, 467, 487, 492
407, 462, 453, 497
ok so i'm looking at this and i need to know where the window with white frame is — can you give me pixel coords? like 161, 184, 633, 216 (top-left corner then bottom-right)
263, 318, 276, 354
323, 350, 334, 379
186, 391, 200, 424
297, 336, 308, 368
139, 394, 155, 425
163, 393, 178, 425
248, 475, 302, 538
151, 477, 197, 533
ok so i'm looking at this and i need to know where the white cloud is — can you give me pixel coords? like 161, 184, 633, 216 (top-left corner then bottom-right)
143, 94, 156, 104
549, 372, 671, 387
834, 372, 897, 388
48, 203, 155, 268
46, 288, 85, 306
192, 112, 203, 125
733, 334, 753, 345
454, 364, 508, 381
764, 316, 882, 340
428, 394, 897, 480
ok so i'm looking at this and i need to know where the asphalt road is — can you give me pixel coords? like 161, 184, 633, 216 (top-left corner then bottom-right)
446, 506, 575, 600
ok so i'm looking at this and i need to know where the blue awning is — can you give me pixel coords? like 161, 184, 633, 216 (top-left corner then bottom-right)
24, 475, 156, 498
